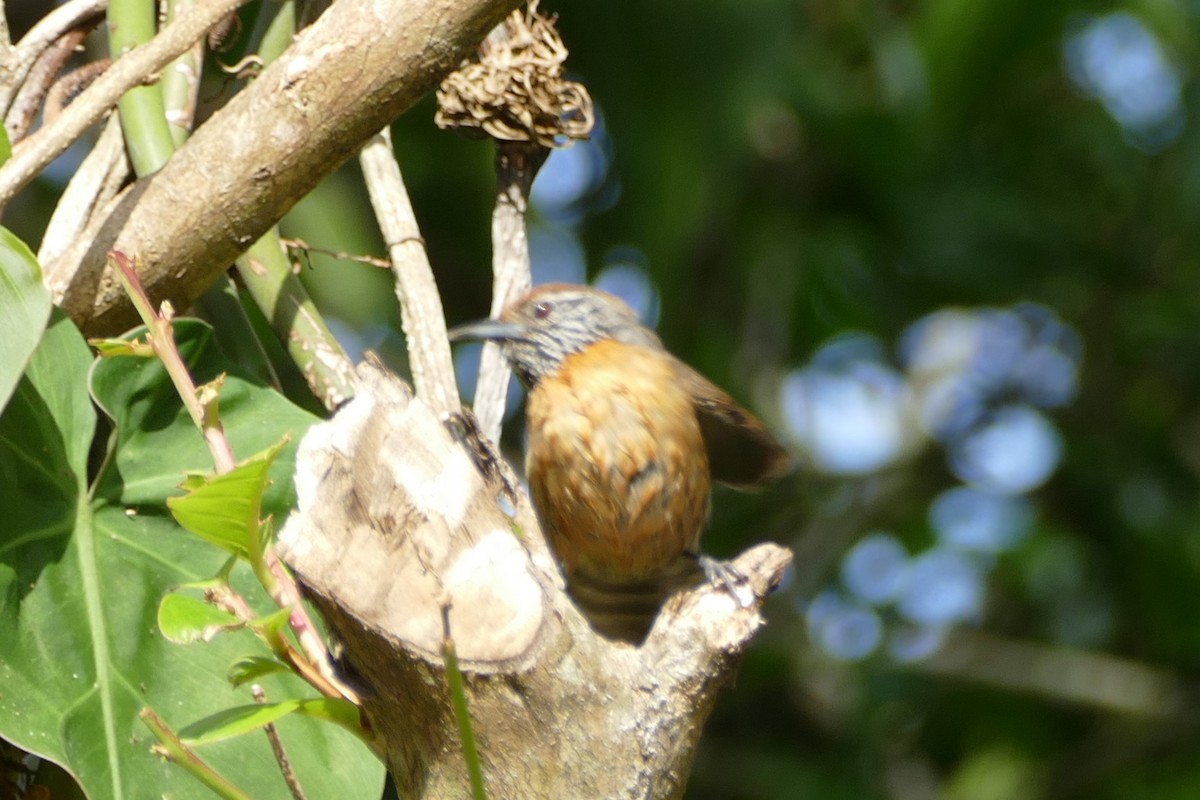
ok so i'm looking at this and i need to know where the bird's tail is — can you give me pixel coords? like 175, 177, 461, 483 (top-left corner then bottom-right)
566, 556, 705, 644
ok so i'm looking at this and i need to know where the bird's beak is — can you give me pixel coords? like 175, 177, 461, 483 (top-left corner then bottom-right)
446, 318, 527, 343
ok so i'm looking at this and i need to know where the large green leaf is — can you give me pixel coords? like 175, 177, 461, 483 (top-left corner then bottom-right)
0, 314, 384, 799
0, 227, 51, 414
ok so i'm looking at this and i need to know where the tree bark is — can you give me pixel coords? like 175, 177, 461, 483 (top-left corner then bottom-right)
47, 0, 523, 335
277, 359, 793, 799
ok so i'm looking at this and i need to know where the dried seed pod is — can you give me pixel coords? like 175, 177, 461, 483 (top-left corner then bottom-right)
435, 1, 594, 148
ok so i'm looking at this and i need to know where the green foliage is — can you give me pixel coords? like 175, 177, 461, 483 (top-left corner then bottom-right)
0, 313, 384, 799
167, 442, 285, 559
157, 591, 244, 644
227, 656, 292, 687
88, 319, 305, 516
0, 227, 51, 413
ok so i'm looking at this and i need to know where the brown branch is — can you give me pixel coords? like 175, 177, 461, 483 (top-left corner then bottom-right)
252, 685, 309, 800
912, 628, 1184, 717
6, 28, 93, 142
42, 0, 526, 336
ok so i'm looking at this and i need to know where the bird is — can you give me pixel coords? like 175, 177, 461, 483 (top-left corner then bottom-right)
449, 284, 789, 643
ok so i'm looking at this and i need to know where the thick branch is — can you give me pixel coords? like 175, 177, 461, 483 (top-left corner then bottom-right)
278, 360, 792, 799
46, 0, 523, 335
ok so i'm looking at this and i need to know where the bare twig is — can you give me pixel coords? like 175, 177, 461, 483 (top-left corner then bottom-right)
472, 140, 544, 442
6, 28, 92, 141
280, 237, 392, 270
45, 177, 134, 305
0, 0, 107, 117
43, 58, 111, 124
912, 628, 1184, 717
265, 550, 359, 702
252, 685, 309, 800
0, 0, 249, 210
110, 251, 238, 473
359, 128, 460, 418
0, 3, 12, 62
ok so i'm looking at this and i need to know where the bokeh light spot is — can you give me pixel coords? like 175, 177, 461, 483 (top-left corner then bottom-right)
594, 254, 660, 327
949, 405, 1063, 494
897, 548, 984, 626
1064, 11, 1184, 151
888, 624, 948, 663
781, 342, 911, 475
529, 224, 587, 287
841, 532, 910, 605
806, 591, 883, 661
930, 486, 1034, 554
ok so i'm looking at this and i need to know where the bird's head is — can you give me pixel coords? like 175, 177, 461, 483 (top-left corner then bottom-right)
449, 284, 662, 385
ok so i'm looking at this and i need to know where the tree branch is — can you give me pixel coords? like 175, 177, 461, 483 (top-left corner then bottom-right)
42, 0, 524, 335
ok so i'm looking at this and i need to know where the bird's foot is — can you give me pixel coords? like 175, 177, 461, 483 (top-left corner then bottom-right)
692, 553, 753, 609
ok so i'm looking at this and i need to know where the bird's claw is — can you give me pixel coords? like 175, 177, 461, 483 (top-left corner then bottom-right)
695, 554, 753, 609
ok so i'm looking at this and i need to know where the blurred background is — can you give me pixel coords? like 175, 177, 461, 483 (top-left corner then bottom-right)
10, 0, 1200, 797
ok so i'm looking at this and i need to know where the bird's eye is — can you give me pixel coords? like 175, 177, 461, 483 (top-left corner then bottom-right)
533, 301, 554, 320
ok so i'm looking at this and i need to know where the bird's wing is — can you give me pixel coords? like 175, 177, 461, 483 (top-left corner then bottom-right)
671, 358, 791, 489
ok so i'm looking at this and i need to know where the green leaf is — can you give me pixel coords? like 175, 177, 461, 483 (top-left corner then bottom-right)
0, 315, 384, 799
181, 698, 363, 746
158, 592, 244, 644
88, 318, 311, 519
0, 123, 10, 164
295, 696, 364, 733
0, 227, 51, 413
166, 443, 285, 558
228, 656, 290, 688
89, 336, 154, 358
180, 700, 305, 745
